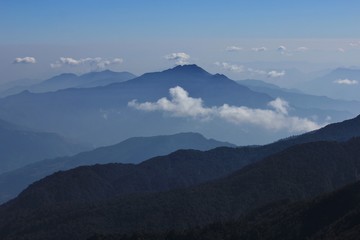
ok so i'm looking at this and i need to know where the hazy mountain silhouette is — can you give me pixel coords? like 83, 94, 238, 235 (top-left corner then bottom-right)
0, 118, 87, 174
238, 78, 360, 121
0, 132, 235, 203
301, 67, 360, 101
0, 70, 136, 96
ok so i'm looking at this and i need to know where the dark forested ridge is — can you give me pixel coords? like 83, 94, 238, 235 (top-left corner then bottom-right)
0, 132, 234, 203
1, 137, 360, 240
89, 180, 360, 240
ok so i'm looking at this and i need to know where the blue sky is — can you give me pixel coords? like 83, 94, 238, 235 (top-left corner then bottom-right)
1, 0, 360, 84
1, 0, 360, 43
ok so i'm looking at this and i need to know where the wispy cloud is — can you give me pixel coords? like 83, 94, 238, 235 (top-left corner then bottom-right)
334, 79, 358, 85
50, 57, 123, 70
338, 48, 345, 53
267, 70, 286, 78
214, 62, 245, 73
296, 46, 308, 52
215, 62, 284, 78
129, 86, 321, 133
252, 47, 267, 52
165, 52, 190, 65
225, 46, 242, 52
13, 57, 37, 64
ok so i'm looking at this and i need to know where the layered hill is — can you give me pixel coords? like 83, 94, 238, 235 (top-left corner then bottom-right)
0, 132, 235, 203
1, 116, 360, 239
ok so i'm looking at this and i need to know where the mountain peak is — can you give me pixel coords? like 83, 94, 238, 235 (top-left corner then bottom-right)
165, 64, 211, 76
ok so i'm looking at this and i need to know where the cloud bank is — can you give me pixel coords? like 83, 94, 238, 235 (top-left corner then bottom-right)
165, 52, 190, 65
50, 57, 123, 70
334, 79, 359, 85
129, 86, 321, 133
13, 57, 37, 64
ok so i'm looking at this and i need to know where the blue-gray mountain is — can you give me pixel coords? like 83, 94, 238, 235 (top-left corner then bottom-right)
238, 78, 360, 121
300, 67, 360, 101
0, 65, 275, 146
0, 132, 235, 204
0, 65, 355, 147
0, 70, 136, 97
0, 118, 87, 174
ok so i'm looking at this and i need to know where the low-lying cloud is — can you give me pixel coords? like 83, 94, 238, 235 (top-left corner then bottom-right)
50, 57, 123, 70
165, 52, 190, 65
13, 57, 37, 64
129, 86, 321, 133
334, 79, 359, 85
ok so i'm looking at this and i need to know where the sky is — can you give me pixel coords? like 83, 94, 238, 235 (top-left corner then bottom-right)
1, 0, 360, 85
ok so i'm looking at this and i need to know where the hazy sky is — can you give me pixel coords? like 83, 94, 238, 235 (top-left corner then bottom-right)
1, 0, 360, 84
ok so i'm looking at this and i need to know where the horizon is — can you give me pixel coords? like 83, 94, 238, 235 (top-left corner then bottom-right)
2, 1, 360, 87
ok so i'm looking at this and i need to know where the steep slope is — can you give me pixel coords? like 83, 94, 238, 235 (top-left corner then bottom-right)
94, 180, 360, 240
0, 132, 235, 203
0, 119, 87, 174
1, 137, 360, 240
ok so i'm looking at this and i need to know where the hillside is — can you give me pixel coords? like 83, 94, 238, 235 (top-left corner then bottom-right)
1, 137, 360, 239
0, 132, 235, 203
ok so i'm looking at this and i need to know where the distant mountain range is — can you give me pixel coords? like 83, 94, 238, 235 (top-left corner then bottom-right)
0, 118, 87, 174
0, 70, 136, 96
0, 132, 235, 203
1, 115, 360, 239
92, 179, 360, 240
238, 78, 360, 120
0, 65, 276, 146
0, 64, 356, 147
300, 67, 360, 101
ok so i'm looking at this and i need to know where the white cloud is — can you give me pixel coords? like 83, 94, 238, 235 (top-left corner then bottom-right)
338, 48, 345, 53
128, 86, 213, 119
267, 70, 286, 78
334, 79, 358, 85
165, 52, 190, 65
277, 45, 287, 53
296, 47, 308, 52
50, 57, 123, 70
225, 46, 242, 52
13, 57, 37, 64
214, 62, 245, 73
129, 86, 321, 133
252, 47, 267, 52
